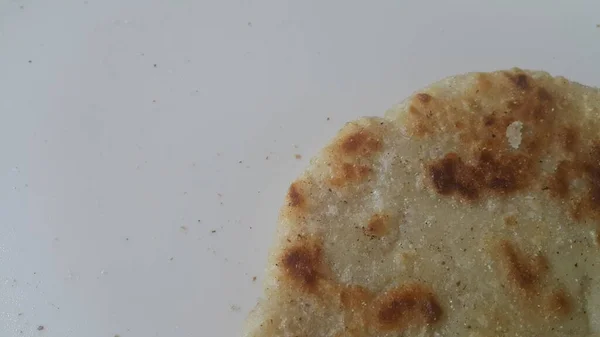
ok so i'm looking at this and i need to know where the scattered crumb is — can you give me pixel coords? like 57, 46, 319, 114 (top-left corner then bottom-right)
327, 117, 330, 121
125, 237, 129, 241
238, 160, 243, 164
217, 193, 223, 198
153, 64, 157, 68
294, 154, 302, 160
265, 156, 269, 160
180, 226, 188, 232
18, 313, 23, 316
37, 325, 44, 331
252, 276, 257, 282
211, 230, 217, 233
197, 220, 202, 223
169, 257, 174, 261
28, 60, 32, 64
230, 305, 241, 312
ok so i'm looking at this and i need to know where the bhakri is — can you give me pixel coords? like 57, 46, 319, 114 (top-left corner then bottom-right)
243, 69, 600, 337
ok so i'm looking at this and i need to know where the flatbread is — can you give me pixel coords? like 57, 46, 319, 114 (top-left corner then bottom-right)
243, 69, 600, 337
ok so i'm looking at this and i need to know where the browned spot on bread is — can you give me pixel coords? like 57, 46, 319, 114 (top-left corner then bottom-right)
409, 69, 600, 223
374, 283, 443, 331
483, 115, 495, 126
281, 242, 322, 292
339, 129, 382, 157
428, 151, 532, 200
340, 285, 373, 308
416, 93, 432, 103
548, 161, 571, 198
561, 126, 579, 153
547, 289, 571, 317
498, 240, 548, 293
364, 214, 389, 237
287, 182, 305, 208
330, 163, 372, 186
504, 215, 518, 228
504, 72, 530, 90
327, 121, 384, 187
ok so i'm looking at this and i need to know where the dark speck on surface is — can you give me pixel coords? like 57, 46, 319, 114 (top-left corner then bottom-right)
211, 230, 217, 233
153, 64, 157, 68
295, 154, 302, 160
37, 325, 44, 331
28, 60, 32, 63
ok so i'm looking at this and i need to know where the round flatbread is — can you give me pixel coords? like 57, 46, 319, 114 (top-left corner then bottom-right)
243, 69, 600, 337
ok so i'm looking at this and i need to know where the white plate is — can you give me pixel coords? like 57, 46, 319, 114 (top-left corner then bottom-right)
1, 1, 599, 336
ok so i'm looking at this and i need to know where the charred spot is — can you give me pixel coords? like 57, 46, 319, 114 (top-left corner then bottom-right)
498, 240, 548, 292
416, 93, 432, 103
561, 127, 579, 153
287, 182, 305, 207
428, 153, 476, 199
428, 151, 531, 200
483, 115, 496, 126
339, 129, 382, 157
505, 72, 530, 90
281, 243, 322, 292
548, 161, 571, 198
514, 74, 529, 90
365, 214, 389, 237
547, 289, 571, 317
375, 284, 443, 331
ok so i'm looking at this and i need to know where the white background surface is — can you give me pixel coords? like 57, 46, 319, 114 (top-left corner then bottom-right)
1, 1, 599, 336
